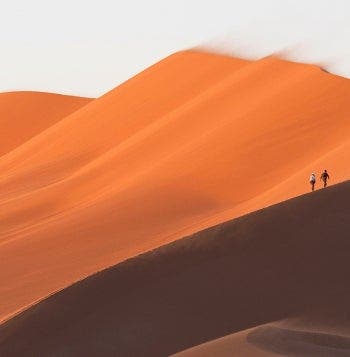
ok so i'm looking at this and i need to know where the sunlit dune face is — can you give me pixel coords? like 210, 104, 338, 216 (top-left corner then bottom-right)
0, 92, 92, 156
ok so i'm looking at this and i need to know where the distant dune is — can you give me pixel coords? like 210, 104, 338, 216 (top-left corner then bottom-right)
1, 50, 350, 355
0, 91, 92, 156
1, 181, 349, 356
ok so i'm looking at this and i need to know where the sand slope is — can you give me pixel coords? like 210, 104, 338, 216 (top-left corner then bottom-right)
1, 181, 349, 356
0, 91, 92, 156
175, 324, 350, 357
1, 50, 350, 323
173, 326, 278, 357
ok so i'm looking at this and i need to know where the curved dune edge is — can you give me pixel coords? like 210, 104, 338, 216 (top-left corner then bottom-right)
172, 326, 276, 357
174, 324, 350, 357
1, 181, 350, 356
247, 326, 350, 356
0, 91, 92, 156
1, 50, 350, 325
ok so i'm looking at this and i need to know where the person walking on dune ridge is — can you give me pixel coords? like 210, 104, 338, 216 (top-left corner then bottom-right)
309, 173, 316, 191
320, 169, 330, 188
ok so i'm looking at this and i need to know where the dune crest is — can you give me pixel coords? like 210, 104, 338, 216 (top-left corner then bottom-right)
1, 50, 350, 325
0, 91, 92, 157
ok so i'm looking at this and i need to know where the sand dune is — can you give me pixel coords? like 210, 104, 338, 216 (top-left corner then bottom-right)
1, 181, 349, 356
175, 324, 350, 357
1, 50, 350, 325
0, 91, 91, 157
173, 327, 275, 357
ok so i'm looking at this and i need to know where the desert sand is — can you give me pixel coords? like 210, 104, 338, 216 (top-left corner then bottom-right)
174, 324, 350, 357
0, 91, 91, 156
1, 181, 350, 355
1, 50, 350, 355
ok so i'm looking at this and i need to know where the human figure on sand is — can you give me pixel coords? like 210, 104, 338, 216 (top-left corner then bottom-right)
320, 169, 330, 188
309, 173, 316, 191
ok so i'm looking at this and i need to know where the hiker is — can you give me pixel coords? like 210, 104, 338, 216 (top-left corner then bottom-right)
320, 169, 330, 188
310, 173, 316, 191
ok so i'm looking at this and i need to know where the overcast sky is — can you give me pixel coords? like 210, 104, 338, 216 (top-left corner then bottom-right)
1, 0, 349, 97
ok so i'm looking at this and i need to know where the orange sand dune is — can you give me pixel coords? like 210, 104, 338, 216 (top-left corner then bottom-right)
0, 91, 92, 156
1, 182, 349, 356
0, 52, 248, 194
1, 50, 350, 324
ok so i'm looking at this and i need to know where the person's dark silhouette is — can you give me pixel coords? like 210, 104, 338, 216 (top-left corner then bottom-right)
309, 173, 316, 191
320, 169, 330, 188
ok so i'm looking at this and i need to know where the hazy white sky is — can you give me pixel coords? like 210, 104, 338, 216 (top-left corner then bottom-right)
1, 0, 349, 97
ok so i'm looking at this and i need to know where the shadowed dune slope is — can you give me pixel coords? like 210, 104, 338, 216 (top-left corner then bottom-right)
175, 300, 350, 357
173, 327, 276, 357
175, 323, 350, 357
0, 181, 350, 356
247, 326, 350, 356
1, 50, 350, 323
0, 91, 92, 156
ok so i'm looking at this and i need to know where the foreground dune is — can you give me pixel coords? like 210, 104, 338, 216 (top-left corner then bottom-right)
175, 324, 350, 357
1, 50, 350, 324
1, 181, 349, 356
0, 91, 92, 156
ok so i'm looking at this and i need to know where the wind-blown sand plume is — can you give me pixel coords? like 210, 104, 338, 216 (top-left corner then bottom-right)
1, 181, 350, 356
0, 91, 92, 156
1, 50, 350, 326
